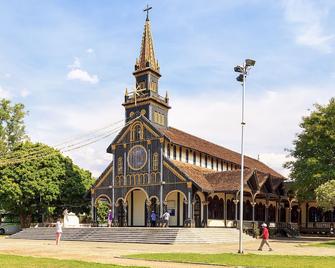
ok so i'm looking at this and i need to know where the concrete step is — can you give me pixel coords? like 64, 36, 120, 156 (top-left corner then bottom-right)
10, 227, 255, 244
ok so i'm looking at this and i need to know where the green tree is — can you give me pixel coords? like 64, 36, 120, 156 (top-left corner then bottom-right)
0, 99, 27, 154
315, 180, 335, 211
0, 142, 94, 227
96, 200, 110, 224
285, 98, 335, 200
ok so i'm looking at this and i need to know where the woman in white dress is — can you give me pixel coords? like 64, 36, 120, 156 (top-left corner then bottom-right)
55, 219, 62, 245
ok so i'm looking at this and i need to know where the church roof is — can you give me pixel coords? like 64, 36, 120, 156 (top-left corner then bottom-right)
171, 160, 214, 191
170, 160, 284, 193
161, 127, 283, 178
135, 16, 159, 73
205, 169, 254, 192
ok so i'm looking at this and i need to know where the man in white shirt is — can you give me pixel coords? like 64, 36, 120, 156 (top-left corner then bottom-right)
162, 211, 170, 227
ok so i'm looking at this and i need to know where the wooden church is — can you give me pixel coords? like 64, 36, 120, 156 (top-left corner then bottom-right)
90, 10, 299, 229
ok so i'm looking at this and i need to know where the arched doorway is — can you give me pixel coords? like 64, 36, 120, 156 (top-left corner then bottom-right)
165, 190, 187, 227
255, 202, 265, 221
291, 205, 299, 223
208, 195, 224, 219
268, 204, 276, 222
125, 188, 149, 226
95, 195, 112, 224
116, 199, 127, 227
227, 199, 235, 220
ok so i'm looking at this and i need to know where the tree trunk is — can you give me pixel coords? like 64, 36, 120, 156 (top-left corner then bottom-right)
19, 213, 32, 228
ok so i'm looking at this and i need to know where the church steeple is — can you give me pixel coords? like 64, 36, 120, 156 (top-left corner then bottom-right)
135, 9, 160, 74
123, 6, 170, 129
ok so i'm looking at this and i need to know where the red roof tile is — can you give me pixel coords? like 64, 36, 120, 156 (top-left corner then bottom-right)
161, 127, 283, 178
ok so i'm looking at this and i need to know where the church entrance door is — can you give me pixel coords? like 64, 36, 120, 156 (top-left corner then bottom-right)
126, 188, 148, 226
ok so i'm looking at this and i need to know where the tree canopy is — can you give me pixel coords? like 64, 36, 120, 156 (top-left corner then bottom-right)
0, 142, 94, 227
0, 99, 27, 154
315, 180, 335, 211
285, 98, 335, 201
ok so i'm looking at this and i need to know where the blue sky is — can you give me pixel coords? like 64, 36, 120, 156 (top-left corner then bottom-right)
0, 0, 334, 177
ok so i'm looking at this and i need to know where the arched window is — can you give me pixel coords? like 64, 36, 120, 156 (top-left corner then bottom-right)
193, 152, 196, 165
131, 123, 143, 141
186, 150, 189, 163
153, 152, 159, 171
117, 157, 123, 175
173, 146, 177, 159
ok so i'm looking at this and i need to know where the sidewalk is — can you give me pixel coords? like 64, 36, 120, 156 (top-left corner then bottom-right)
0, 237, 334, 267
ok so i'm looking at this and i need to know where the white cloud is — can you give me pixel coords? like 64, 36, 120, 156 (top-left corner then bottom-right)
0, 86, 11, 99
20, 88, 30, 97
67, 69, 99, 84
67, 57, 99, 84
282, 0, 334, 53
68, 57, 81, 69
86, 48, 94, 54
169, 86, 334, 178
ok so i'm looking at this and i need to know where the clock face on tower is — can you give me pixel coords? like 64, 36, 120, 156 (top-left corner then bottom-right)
127, 145, 147, 170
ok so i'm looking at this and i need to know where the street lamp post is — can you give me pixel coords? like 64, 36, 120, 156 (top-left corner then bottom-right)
234, 59, 256, 254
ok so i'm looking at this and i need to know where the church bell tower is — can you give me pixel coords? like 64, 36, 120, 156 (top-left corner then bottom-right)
123, 6, 170, 128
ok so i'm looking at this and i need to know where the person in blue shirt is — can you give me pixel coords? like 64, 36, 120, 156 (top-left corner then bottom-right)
150, 211, 156, 227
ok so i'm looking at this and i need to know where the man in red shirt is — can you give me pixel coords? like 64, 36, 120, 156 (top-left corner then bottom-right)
258, 223, 273, 251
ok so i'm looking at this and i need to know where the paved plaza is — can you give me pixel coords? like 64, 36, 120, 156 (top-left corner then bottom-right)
1, 236, 335, 267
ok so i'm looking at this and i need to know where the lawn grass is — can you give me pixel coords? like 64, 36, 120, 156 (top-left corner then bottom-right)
126, 252, 335, 268
0, 254, 145, 268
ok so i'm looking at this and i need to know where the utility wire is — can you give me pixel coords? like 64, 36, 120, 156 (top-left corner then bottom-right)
0, 116, 139, 167
0, 118, 125, 160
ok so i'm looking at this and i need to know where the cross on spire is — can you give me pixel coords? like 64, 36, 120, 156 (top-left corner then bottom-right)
143, 4, 152, 21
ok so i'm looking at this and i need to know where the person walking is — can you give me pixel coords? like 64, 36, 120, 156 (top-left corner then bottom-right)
150, 211, 157, 227
258, 223, 273, 251
162, 210, 170, 227
55, 218, 62, 245
107, 209, 113, 227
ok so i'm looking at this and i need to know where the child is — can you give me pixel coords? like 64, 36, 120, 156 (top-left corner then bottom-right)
55, 218, 62, 245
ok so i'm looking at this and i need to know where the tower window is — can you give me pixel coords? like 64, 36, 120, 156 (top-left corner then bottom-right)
179, 147, 182, 160
186, 150, 189, 163
151, 81, 157, 92
138, 81, 145, 89
167, 144, 171, 158
211, 158, 213, 169
205, 155, 208, 168
117, 157, 123, 175
153, 111, 165, 126
193, 152, 196, 165
173, 145, 176, 160
153, 152, 159, 171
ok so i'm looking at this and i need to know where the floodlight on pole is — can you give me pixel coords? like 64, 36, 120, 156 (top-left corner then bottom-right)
234, 58, 255, 254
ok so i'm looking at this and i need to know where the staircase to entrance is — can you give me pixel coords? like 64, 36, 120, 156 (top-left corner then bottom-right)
10, 227, 254, 244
